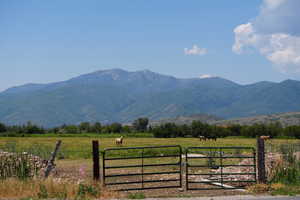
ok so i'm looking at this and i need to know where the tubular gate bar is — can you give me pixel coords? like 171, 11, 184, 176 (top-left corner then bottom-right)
102, 145, 182, 191
186, 147, 256, 190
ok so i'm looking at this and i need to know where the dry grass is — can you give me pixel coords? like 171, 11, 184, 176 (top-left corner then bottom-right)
0, 178, 119, 199
270, 183, 285, 190
247, 184, 270, 194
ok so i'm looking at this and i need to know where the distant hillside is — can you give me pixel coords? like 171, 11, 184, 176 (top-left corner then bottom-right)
212, 112, 300, 127
150, 114, 221, 126
1, 68, 300, 127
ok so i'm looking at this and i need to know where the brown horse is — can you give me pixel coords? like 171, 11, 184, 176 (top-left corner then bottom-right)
260, 135, 270, 140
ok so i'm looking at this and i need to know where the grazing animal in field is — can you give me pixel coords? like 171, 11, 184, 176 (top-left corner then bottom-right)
260, 135, 270, 140
207, 136, 217, 141
199, 136, 217, 141
115, 136, 124, 145
199, 136, 206, 141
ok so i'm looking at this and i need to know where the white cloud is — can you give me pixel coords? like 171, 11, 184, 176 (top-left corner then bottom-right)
184, 45, 207, 56
263, 0, 286, 10
233, 0, 300, 73
199, 74, 216, 79
232, 23, 259, 54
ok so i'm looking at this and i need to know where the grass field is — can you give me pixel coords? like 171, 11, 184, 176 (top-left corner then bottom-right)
0, 136, 299, 159
0, 137, 298, 151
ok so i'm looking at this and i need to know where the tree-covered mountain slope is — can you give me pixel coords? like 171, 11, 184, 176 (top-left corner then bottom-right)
0, 69, 300, 127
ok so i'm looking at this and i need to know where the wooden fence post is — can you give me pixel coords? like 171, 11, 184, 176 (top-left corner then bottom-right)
257, 137, 266, 184
92, 140, 100, 181
45, 140, 62, 178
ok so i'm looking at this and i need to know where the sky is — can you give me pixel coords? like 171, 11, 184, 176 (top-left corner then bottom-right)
1, 0, 300, 92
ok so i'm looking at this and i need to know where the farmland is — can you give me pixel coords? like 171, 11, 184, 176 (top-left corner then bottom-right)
1, 136, 300, 199
1, 136, 299, 158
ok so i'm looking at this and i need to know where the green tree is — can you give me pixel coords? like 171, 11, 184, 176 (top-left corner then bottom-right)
191, 121, 210, 137
133, 118, 149, 132
25, 121, 45, 134
284, 125, 300, 139
110, 123, 122, 133
228, 124, 242, 136
93, 122, 102, 133
79, 122, 91, 133
63, 125, 79, 134
152, 123, 179, 138
0, 122, 7, 133
122, 125, 131, 133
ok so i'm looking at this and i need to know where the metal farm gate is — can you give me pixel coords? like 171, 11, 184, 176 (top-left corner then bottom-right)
102, 145, 182, 191
186, 147, 256, 190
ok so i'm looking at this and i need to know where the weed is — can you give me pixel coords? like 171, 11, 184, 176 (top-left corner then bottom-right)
3, 140, 17, 152
37, 184, 48, 199
20, 198, 36, 200
0, 178, 109, 199
206, 150, 217, 169
270, 185, 300, 196
128, 192, 145, 199
270, 143, 300, 185
53, 191, 68, 200
76, 183, 99, 199
247, 184, 270, 193
0, 152, 41, 179
270, 164, 300, 185
25, 143, 52, 160
270, 183, 285, 190
234, 148, 243, 162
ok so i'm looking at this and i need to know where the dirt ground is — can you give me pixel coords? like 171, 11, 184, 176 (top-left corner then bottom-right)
52, 158, 252, 198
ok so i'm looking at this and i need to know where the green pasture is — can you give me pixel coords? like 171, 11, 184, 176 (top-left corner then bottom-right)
0, 136, 299, 160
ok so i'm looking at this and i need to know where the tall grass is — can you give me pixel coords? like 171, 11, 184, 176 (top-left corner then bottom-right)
269, 143, 300, 185
0, 141, 51, 179
0, 178, 117, 199
0, 152, 42, 179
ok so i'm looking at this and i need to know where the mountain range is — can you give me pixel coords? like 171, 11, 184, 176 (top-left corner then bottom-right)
1, 68, 300, 127
151, 112, 300, 127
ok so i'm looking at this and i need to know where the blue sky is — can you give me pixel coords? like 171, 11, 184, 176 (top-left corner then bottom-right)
1, 0, 300, 91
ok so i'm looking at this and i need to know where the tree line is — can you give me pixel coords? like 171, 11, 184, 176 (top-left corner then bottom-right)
151, 121, 300, 139
0, 118, 149, 135
0, 118, 299, 138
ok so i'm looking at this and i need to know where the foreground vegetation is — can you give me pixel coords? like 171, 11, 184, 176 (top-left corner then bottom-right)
0, 178, 117, 199
0, 137, 299, 199
1, 118, 299, 198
